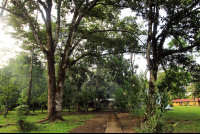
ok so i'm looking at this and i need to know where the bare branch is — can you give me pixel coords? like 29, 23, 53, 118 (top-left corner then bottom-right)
0, 0, 8, 18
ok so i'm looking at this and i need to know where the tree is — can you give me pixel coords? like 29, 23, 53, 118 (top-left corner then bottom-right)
126, 0, 200, 117
1, 0, 144, 121
0, 73, 17, 118
0, 51, 47, 112
157, 68, 192, 98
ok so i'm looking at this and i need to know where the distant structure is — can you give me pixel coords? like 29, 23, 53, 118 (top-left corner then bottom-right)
172, 98, 200, 106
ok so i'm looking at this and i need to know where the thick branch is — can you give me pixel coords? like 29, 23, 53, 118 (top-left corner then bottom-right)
82, 29, 145, 45
146, 0, 153, 69
162, 41, 200, 57
156, 0, 200, 48
30, 0, 46, 27
69, 50, 145, 68
68, 29, 144, 58
37, 0, 47, 11
0, 6, 24, 18
11, 1, 48, 56
53, 0, 62, 49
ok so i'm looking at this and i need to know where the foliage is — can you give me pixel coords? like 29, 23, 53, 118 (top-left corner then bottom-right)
137, 110, 177, 133
0, 51, 47, 111
14, 104, 38, 132
136, 73, 177, 133
14, 104, 29, 116
115, 87, 128, 112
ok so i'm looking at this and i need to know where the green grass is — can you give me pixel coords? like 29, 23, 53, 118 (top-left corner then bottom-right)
0, 110, 94, 133
164, 106, 200, 133
131, 106, 200, 133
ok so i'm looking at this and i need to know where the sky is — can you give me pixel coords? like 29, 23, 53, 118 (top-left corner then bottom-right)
0, 7, 199, 78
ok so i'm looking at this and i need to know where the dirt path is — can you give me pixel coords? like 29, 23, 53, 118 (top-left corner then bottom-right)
69, 110, 138, 133
105, 111, 123, 133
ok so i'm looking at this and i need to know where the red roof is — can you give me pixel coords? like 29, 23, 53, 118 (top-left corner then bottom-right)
172, 98, 200, 102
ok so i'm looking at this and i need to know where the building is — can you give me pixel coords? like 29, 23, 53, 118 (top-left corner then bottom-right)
172, 98, 200, 106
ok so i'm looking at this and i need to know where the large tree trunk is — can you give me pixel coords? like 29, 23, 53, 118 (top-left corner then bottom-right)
146, 0, 159, 120
45, 0, 64, 121
53, 67, 66, 120
76, 103, 80, 111
46, 52, 57, 120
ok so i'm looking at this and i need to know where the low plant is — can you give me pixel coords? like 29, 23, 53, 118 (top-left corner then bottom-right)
136, 75, 177, 133
14, 104, 37, 132
0, 105, 4, 114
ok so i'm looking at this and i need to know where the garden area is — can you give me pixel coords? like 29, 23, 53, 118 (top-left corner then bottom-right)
1, 106, 200, 133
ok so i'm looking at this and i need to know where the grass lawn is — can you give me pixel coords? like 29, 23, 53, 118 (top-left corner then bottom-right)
0, 109, 94, 133
164, 106, 200, 133
131, 106, 200, 133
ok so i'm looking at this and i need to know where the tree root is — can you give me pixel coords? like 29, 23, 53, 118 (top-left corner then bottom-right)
0, 123, 16, 128
33, 116, 66, 123
33, 118, 49, 123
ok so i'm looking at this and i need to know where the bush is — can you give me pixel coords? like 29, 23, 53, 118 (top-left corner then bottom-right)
114, 88, 128, 112
169, 102, 173, 107
14, 104, 29, 116
14, 105, 37, 132
17, 118, 38, 132
0, 105, 3, 114
136, 111, 177, 133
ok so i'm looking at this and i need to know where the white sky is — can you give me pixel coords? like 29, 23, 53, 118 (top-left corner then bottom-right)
0, 7, 200, 78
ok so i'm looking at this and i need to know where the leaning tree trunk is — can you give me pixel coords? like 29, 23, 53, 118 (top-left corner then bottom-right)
27, 45, 34, 115
94, 45, 100, 111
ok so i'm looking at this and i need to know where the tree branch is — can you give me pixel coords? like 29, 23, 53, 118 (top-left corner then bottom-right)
162, 41, 200, 57
156, 0, 200, 49
53, 0, 62, 49
81, 29, 145, 45
11, 1, 48, 56
68, 29, 144, 59
0, 0, 8, 18
30, 0, 46, 27
69, 50, 145, 68
37, 0, 47, 11
0, 6, 24, 18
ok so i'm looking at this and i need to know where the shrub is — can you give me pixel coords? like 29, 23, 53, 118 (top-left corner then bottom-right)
14, 105, 37, 132
114, 88, 128, 112
136, 111, 177, 133
0, 105, 3, 114
17, 118, 37, 132
14, 104, 29, 116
